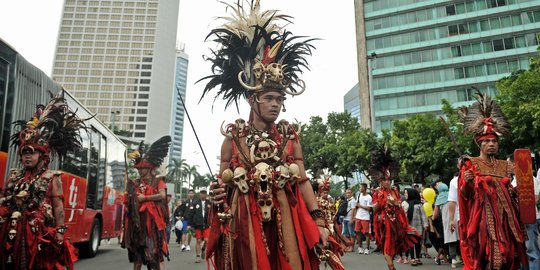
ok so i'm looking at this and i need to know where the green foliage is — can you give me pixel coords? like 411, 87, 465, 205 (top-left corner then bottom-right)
497, 54, 540, 151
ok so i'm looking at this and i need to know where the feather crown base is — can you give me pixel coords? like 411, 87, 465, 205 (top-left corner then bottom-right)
367, 145, 400, 183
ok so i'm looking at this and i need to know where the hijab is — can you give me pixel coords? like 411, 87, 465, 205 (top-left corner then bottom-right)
434, 183, 449, 206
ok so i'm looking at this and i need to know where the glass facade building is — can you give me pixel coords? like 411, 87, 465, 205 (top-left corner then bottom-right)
52, 0, 179, 142
354, 0, 540, 132
170, 48, 188, 162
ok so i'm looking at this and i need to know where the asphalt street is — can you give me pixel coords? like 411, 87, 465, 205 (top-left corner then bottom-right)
75, 238, 460, 269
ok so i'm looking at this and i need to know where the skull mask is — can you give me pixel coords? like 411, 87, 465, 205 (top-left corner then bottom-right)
275, 165, 290, 189
8, 229, 16, 242
254, 163, 274, 221
43, 203, 53, 217
233, 167, 249, 193
252, 60, 265, 82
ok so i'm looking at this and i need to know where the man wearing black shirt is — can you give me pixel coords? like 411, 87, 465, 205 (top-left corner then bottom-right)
182, 190, 197, 251
187, 190, 210, 263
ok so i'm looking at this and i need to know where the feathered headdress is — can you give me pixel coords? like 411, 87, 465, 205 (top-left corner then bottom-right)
458, 89, 510, 142
317, 175, 331, 194
367, 145, 400, 183
128, 136, 171, 169
10, 96, 86, 166
198, 0, 317, 110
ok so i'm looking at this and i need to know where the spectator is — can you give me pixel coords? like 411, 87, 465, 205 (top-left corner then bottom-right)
447, 172, 462, 268
355, 183, 372, 255
186, 190, 211, 263
434, 181, 460, 268
405, 188, 428, 266
182, 189, 197, 251
343, 189, 356, 252
173, 199, 184, 245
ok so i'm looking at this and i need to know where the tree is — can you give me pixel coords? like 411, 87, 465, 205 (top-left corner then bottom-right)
300, 116, 329, 175
192, 172, 213, 190
167, 159, 189, 197
185, 164, 199, 191
497, 52, 540, 152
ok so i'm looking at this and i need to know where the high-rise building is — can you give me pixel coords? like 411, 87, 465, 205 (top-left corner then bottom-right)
169, 46, 188, 162
52, 0, 180, 142
354, 0, 540, 133
344, 84, 362, 124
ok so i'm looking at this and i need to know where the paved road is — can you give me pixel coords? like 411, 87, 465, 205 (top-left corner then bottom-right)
76, 239, 459, 269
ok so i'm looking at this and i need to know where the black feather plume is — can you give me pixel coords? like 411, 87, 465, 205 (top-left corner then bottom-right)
144, 136, 171, 167
367, 145, 400, 182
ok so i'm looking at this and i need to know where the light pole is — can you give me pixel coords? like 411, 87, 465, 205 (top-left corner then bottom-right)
367, 52, 377, 131
110, 110, 120, 133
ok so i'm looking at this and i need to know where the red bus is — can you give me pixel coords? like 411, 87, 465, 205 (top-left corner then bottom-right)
0, 38, 127, 257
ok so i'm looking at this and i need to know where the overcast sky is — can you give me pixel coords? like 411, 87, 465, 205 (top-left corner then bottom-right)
0, 0, 359, 175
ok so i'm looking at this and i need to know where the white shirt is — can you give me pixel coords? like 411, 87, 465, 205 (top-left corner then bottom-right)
355, 193, 372, 220
535, 171, 540, 219
344, 197, 356, 221
447, 176, 460, 221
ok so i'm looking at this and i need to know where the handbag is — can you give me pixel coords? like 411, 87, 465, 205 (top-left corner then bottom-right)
424, 231, 432, 248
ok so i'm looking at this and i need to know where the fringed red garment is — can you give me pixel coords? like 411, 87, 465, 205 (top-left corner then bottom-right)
372, 187, 419, 258
458, 158, 528, 270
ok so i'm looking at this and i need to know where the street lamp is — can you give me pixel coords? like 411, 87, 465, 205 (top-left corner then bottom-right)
367, 52, 377, 131
110, 110, 120, 133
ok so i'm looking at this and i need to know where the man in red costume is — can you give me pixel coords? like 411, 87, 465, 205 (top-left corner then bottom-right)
123, 136, 171, 270
200, 1, 348, 269
0, 97, 81, 269
457, 92, 527, 270
370, 146, 420, 270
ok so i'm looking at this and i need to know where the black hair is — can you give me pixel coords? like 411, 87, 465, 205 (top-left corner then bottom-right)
188, 189, 195, 193
200, 190, 207, 194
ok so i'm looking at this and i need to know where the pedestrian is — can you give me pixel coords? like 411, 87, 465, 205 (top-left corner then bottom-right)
343, 188, 357, 252
186, 190, 211, 263
173, 199, 184, 245
182, 190, 196, 251
433, 181, 460, 268
165, 194, 173, 243
123, 136, 171, 270
522, 170, 540, 270
457, 92, 527, 269
370, 146, 420, 270
0, 97, 81, 269
447, 171, 463, 268
404, 188, 428, 266
203, 1, 342, 268
355, 183, 373, 255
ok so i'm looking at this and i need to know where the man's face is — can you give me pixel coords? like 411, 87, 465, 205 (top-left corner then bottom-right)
176, 200, 182, 206
21, 149, 40, 169
252, 91, 285, 123
137, 168, 150, 178
321, 190, 329, 199
188, 191, 195, 199
479, 137, 499, 157
345, 190, 352, 199
360, 185, 366, 193
382, 179, 391, 189
200, 192, 207, 201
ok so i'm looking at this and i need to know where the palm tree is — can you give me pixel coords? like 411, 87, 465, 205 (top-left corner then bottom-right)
167, 159, 188, 197
185, 164, 199, 191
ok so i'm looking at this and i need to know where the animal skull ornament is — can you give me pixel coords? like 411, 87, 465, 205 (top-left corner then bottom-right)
29, 219, 39, 233
266, 63, 284, 83
254, 163, 274, 222
258, 196, 274, 222
250, 139, 279, 163
252, 60, 265, 81
43, 203, 53, 217
275, 165, 290, 189
15, 190, 29, 207
233, 167, 249, 193
234, 118, 248, 134
139, 184, 146, 193
288, 163, 301, 185
8, 229, 16, 242
221, 168, 234, 185
10, 211, 21, 227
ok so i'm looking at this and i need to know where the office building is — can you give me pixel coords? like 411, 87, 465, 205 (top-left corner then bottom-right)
169, 47, 188, 162
344, 84, 362, 124
52, 0, 180, 142
354, 0, 540, 132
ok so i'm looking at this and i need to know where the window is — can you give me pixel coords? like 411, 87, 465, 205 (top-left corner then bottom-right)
475, 65, 486, 76
504, 38, 515, 49
446, 5, 456, 16
487, 63, 497, 75
493, 39, 504, 51
455, 67, 465, 79
448, 25, 459, 36
465, 66, 476, 78
511, 14, 521, 26
483, 41, 494, 52
497, 61, 509, 73
480, 20, 490, 31
490, 17, 501, 29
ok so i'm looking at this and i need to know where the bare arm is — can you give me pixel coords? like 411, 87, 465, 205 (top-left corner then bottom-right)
210, 138, 233, 204
292, 140, 318, 211
52, 176, 65, 227
448, 201, 457, 232
143, 188, 166, 201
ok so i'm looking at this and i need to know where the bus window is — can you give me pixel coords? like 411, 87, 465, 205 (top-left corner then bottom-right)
107, 140, 126, 191
96, 135, 106, 209
87, 129, 104, 210
61, 130, 89, 179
